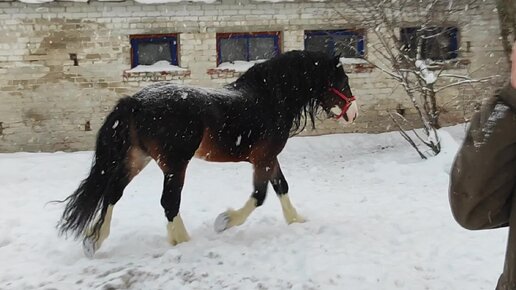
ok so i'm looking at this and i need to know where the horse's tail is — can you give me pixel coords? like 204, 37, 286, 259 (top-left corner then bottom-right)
57, 97, 138, 240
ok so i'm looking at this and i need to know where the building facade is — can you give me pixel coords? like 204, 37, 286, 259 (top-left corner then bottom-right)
0, 0, 506, 152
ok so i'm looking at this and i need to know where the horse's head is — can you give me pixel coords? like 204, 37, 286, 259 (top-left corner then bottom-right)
234, 50, 358, 135
319, 56, 358, 125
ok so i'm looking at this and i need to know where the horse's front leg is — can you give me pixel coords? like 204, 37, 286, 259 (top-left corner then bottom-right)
270, 158, 305, 224
214, 162, 271, 232
161, 161, 190, 245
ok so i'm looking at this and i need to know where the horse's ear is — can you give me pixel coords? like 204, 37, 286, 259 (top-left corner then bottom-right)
333, 53, 342, 68
333, 53, 342, 67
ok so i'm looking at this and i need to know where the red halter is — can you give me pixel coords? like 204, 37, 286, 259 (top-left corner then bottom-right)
328, 87, 356, 120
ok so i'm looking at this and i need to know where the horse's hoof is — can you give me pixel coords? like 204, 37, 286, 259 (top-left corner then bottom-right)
214, 212, 230, 233
167, 228, 190, 246
82, 238, 96, 258
287, 215, 307, 224
168, 235, 190, 246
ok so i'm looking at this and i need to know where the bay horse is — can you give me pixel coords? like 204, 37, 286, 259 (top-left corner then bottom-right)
57, 50, 358, 257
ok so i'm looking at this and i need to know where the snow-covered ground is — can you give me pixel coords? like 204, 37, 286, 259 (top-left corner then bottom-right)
0, 126, 507, 290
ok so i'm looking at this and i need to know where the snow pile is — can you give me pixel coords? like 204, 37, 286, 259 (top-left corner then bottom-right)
0, 126, 506, 290
217, 60, 266, 72
126, 60, 187, 73
422, 128, 461, 174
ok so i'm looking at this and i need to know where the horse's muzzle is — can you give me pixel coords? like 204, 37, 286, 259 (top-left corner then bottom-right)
330, 100, 358, 125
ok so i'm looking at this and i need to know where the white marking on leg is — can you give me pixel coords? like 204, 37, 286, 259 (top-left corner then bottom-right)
228, 198, 257, 227
97, 205, 114, 245
83, 237, 96, 258
279, 194, 305, 224
214, 198, 257, 232
167, 214, 190, 246
83, 204, 114, 257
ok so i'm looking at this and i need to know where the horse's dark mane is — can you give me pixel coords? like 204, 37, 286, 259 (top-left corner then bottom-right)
231, 50, 338, 136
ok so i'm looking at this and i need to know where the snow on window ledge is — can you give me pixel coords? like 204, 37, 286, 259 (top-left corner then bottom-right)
207, 60, 266, 79
123, 61, 191, 82
125, 60, 188, 73
217, 60, 266, 72
18, 0, 217, 3
134, 0, 217, 3
339, 58, 375, 73
19, 0, 82, 3
340, 58, 368, 65
251, 0, 329, 2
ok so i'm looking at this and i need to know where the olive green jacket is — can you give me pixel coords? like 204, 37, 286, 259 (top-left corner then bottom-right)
450, 85, 516, 290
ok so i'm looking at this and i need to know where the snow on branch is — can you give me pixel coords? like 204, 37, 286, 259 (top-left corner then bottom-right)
415, 60, 437, 85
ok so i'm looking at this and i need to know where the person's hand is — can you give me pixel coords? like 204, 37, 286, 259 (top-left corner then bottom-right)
512, 43, 516, 89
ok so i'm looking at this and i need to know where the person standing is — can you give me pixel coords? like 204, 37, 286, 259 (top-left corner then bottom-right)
450, 43, 516, 289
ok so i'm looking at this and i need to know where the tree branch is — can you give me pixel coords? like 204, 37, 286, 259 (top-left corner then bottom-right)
435, 76, 498, 92
389, 112, 428, 159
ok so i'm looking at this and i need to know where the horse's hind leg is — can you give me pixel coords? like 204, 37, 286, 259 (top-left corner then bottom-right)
83, 146, 150, 257
214, 162, 272, 232
270, 158, 305, 224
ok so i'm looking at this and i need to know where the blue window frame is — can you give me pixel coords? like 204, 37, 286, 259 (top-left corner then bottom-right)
216, 32, 281, 65
130, 34, 178, 68
304, 30, 365, 58
400, 27, 459, 61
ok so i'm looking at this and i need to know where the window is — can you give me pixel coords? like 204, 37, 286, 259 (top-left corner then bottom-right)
130, 34, 178, 68
400, 27, 459, 61
304, 30, 365, 58
216, 32, 281, 65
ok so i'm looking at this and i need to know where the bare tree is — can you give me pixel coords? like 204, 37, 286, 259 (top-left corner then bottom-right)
333, 0, 496, 159
496, 0, 516, 63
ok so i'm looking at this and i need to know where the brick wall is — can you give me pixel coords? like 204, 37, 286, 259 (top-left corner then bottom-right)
0, 0, 507, 152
